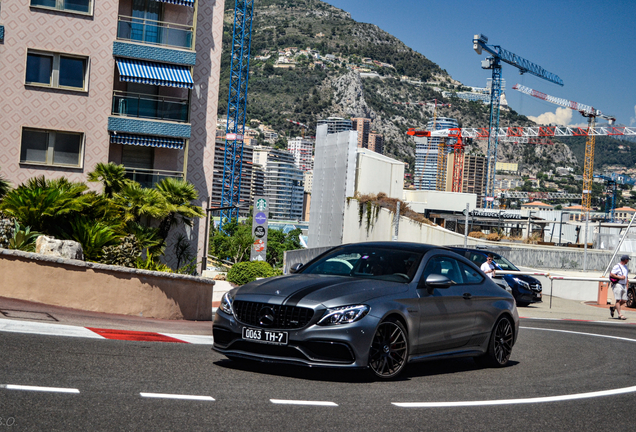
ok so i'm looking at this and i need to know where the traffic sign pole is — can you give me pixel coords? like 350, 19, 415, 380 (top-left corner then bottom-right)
251, 197, 268, 261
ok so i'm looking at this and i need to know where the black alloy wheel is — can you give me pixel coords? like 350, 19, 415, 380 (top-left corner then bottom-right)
475, 316, 514, 368
368, 318, 409, 379
627, 288, 635, 309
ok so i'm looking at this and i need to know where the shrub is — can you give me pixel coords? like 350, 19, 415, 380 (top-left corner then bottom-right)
227, 261, 277, 285
102, 235, 141, 268
486, 233, 501, 242
468, 231, 485, 239
0, 211, 15, 249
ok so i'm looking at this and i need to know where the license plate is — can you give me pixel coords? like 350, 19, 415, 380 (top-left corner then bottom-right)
242, 327, 288, 345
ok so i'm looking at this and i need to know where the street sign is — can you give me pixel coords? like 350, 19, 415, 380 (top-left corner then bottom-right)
226, 133, 244, 141
251, 197, 268, 262
485, 197, 494, 201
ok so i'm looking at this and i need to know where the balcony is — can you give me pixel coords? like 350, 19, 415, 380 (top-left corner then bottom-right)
112, 91, 189, 123
117, 15, 194, 50
124, 167, 184, 189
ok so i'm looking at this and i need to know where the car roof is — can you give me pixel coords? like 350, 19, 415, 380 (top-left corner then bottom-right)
339, 242, 446, 254
450, 247, 495, 256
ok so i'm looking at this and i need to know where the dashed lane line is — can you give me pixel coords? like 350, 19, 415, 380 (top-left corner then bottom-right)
1, 384, 80, 394
140, 393, 215, 401
270, 399, 338, 407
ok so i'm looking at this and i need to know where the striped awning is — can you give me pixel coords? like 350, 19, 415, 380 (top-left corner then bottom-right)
156, 0, 194, 7
110, 133, 185, 150
116, 58, 193, 89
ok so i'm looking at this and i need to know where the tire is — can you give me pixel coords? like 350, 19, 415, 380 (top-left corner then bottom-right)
368, 318, 409, 379
474, 316, 514, 368
516, 301, 530, 307
627, 288, 636, 309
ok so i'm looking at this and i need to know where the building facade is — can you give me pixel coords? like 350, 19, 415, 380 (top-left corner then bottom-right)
316, 116, 352, 134
287, 136, 314, 171
351, 117, 370, 149
368, 132, 384, 154
0, 0, 226, 268
257, 148, 304, 221
414, 117, 458, 190
211, 141, 253, 217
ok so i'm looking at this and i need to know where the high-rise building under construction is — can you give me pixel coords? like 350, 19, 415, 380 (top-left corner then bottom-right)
413, 117, 458, 190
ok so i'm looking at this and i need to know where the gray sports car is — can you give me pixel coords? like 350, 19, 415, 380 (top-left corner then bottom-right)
213, 242, 519, 379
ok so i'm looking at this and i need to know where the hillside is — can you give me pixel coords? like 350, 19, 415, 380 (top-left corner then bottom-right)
218, 0, 629, 175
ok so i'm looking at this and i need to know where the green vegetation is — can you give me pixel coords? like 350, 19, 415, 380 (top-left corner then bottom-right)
227, 261, 280, 285
0, 163, 204, 274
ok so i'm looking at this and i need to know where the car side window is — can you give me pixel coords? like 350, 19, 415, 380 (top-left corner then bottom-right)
421, 256, 464, 284
470, 252, 486, 266
459, 262, 485, 284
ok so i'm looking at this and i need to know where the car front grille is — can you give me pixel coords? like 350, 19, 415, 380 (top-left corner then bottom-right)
530, 283, 542, 292
233, 301, 314, 329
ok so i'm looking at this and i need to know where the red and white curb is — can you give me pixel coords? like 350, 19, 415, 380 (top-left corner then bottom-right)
0, 319, 213, 344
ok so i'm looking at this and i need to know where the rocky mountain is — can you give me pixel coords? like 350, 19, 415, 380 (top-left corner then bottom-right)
218, 0, 627, 176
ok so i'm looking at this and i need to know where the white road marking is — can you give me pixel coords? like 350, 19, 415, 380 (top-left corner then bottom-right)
160, 333, 214, 345
140, 392, 215, 401
394, 327, 636, 408
2, 384, 80, 394
0, 319, 105, 339
270, 399, 338, 407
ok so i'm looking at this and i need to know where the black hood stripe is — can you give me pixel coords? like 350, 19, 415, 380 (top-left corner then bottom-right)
282, 279, 343, 307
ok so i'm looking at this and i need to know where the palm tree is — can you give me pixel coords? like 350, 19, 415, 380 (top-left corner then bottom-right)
154, 178, 205, 241
112, 182, 169, 223
87, 162, 130, 198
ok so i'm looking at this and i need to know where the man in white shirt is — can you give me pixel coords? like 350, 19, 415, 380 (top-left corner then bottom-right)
609, 255, 630, 320
481, 254, 496, 279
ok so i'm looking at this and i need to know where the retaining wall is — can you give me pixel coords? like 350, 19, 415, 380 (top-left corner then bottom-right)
0, 249, 214, 320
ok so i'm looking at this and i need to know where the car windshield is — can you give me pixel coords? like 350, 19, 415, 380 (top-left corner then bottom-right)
300, 246, 423, 282
493, 254, 519, 271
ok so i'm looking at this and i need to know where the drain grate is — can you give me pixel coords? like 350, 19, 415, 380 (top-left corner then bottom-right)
0, 309, 58, 321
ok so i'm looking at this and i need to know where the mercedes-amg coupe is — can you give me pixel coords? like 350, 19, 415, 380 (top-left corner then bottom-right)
213, 242, 519, 379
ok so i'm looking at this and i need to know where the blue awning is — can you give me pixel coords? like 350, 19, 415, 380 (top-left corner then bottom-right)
156, 0, 194, 7
116, 58, 193, 89
110, 133, 185, 150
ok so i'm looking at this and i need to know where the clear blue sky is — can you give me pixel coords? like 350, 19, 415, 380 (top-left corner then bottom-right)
325, 0, 636, 128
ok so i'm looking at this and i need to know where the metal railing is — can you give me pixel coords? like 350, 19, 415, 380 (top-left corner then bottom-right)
112, 91, 189, 123
117, 15, 193, 50
124, 167, 183, 189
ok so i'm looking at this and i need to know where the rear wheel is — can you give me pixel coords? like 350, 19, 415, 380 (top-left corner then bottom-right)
368, 318, 409, 379
474, 316, 514, 368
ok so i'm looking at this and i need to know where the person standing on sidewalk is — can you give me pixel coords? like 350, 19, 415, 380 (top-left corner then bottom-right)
481, 254, 496, 279
610, 255, 630, 320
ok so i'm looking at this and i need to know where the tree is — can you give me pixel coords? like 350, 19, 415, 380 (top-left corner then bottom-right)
209, 220, 253, 264
87, 162, 130, 198
266, 228, 302, 267
154, 177, 205, 242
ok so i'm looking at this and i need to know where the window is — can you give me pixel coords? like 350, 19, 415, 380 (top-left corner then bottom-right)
421, 256, 464, 284
30, 0, 92, 14
21, 128, 83, 167
459, 262, 484, 284
25, 50, 88, 90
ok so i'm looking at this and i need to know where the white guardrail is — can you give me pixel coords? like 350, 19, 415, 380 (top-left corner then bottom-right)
495, 271, 610, 308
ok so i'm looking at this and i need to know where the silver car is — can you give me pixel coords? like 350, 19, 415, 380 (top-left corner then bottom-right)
213, 242, 519, 379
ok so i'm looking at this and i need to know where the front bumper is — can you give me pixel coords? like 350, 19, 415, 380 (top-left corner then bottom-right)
212, 308, 381, 368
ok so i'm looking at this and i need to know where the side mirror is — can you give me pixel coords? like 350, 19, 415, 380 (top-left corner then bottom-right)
423, 274, 454, 289
290, 262, 304, 274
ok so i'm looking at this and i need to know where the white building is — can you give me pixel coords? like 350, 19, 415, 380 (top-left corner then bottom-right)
287, 137, 314, 171
257, 147, 304, 221
304, 170, 314, 193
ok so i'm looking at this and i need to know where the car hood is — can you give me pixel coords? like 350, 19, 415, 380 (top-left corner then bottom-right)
233, 274, 410, 308
505, 274, 540, 284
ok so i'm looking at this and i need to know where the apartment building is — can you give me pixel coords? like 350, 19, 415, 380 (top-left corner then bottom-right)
287, 136, 314, 171
351, 117, 370, 149
254, 147, 304, 221
368, 131, 384, 154
0, 0, 225, 266
414, 117, 458, 190
210, 140, 253, 217
316, 116, 352, 134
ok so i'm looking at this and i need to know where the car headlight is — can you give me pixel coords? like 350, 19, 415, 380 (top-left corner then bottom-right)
220, 292, 234, 315
513, 278, 530, 289
317, 305, 369, 326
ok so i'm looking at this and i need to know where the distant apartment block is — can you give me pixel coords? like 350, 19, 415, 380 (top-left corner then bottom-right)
254, 147, 304, 220
287, 137, 314, 171
351, 118, 370, 149
304, 170, 313, 193
0, 0, 225, 267
211, 141, 253, 217
446, 154, 487, 207
368, 132, 384, 154
250, 164, 265, 203
316, 117, 352, 134
414, 117, 458, 190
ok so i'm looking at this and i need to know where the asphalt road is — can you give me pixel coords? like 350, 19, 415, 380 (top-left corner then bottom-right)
1, 318, 635, 432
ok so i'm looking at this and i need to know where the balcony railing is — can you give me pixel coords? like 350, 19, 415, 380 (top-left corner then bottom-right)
112, 91, 189, 123
124, 167, 184, 189
117, 15, 193, 50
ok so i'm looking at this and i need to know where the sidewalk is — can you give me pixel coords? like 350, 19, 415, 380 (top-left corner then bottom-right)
517, 295, 635, 322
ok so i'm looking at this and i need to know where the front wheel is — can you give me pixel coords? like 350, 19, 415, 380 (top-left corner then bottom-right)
627, 288, 635, 309
474, 316, 514, 368
368, 318, 409, 379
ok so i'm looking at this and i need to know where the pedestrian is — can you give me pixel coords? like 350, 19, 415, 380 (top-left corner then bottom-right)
609, 255, 630, 320
481, 254, 496, 279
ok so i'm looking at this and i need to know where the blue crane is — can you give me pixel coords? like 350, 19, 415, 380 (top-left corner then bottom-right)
219, 0, 256, 230
472, 34, 563, 209
594, 173, 636, 222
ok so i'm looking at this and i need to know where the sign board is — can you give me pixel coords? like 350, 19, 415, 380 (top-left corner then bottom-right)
226, 133, 244, 141
485, 197, 495, 202
250, 196, 268, 262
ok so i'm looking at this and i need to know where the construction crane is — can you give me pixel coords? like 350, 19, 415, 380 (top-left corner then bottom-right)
594, 173, 636, 222
286, 119, 309, 138
512, 83, 616, 211
473, 34, 563, 208
219, 0, 256, 230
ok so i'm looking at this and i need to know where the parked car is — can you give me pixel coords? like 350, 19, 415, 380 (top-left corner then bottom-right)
213, 242, 519, 379
450, 247, 542, 307
627, 283, 636, 309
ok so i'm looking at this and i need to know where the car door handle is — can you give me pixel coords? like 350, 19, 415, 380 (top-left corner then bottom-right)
463, 293, 472, 300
